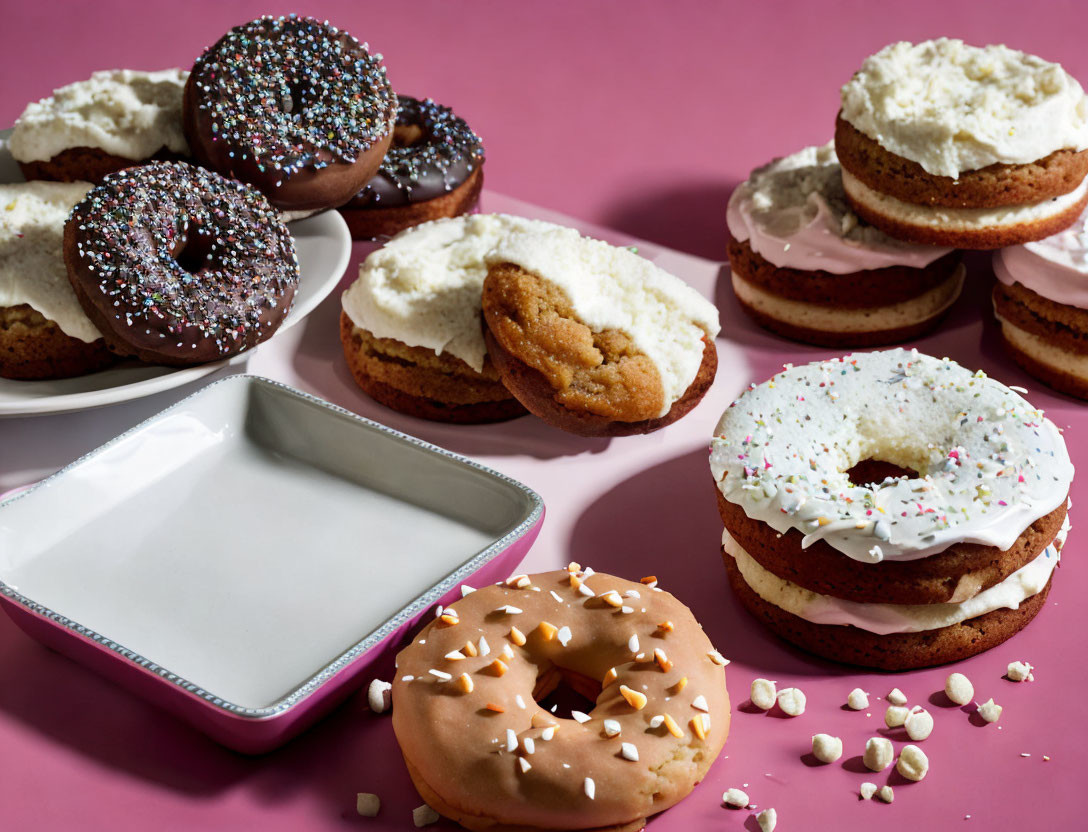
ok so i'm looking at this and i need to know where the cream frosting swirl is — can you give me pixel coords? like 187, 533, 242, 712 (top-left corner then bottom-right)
723, 522, 1065, 635
11, 69, 189, 163
0, 181, 101, 342
994, 206, 1088, 308
710, 349, 1073, 563
727, 144, 951, 273
841, 39, 1088, 178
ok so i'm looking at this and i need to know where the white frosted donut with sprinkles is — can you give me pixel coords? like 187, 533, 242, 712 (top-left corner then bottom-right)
390, 568, 730, 831
710, 349, 1073, 563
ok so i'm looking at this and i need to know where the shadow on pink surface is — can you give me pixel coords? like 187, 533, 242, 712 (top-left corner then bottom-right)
603, 179, 741, 262
566, 447, 847, 677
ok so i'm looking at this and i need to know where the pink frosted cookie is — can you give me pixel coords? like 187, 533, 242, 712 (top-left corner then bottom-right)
727, 144, 962, 347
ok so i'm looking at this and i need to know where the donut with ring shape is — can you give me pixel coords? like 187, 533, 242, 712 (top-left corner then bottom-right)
340, 94, 485, 240
392, 568, 730, 831
710, 349, 1072, 564
64, 162, 299, 366
184, 15, 397, 211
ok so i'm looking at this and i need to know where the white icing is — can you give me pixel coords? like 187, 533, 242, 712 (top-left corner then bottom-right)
994, 207, 1088, 308
486, 227, 720, 417
723, 523, 1064, 635
709, 349, 1073, 563
842, 169, 1088, 231
10, 69, 189, 163
730, 265, 963, 332
0, 181, 100, 342
841, 39, 1088, 178
727, 144, 951, 273
341, 214, 563, 373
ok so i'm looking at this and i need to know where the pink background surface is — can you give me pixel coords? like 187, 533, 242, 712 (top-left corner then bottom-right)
2, 2, 1087, 830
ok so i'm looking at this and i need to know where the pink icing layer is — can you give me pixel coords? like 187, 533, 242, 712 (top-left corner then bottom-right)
727, 152, 951, 275
994, 209, 1088, 309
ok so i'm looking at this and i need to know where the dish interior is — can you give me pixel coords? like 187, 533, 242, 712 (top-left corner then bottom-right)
0, 379, 532, 709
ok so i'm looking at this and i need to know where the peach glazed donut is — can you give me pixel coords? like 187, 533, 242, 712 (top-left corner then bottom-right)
184, 15, 397, 212
64, 162, 299, 366
392, 567, 730, 831
710, 349, 1073, 671
339, 94, 485, 240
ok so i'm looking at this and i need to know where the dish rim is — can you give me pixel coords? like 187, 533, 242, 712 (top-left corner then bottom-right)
0, 374, 545, 719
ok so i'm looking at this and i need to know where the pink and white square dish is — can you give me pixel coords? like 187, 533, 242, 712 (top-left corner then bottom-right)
0, 375, 544, 752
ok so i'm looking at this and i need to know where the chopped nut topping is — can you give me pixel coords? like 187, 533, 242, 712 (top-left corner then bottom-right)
510, 626, 526, 646
620, 685, 648, 710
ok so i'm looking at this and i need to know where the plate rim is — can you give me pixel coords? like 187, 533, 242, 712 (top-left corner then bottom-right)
0, 374, 545, 720
0, 126, 352, 418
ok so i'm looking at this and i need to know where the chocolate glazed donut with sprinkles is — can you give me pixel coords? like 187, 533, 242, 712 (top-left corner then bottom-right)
184, 15, 397, 212
340, 94, 485, 239
63, 162, 299, 366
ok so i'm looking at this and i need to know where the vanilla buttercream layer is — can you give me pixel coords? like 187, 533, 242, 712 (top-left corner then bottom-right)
842, 169, 1088, 231
342, 214, 563, 373
994, 207, 1088, 308
486, 227, 720, 417
998, 314, 1088, 376
723, 526, 1062, 635
731, 265, 963, 332
840, 39, 1088, 178
11, 69, 189, 163
709, 349, 1074, 563
727, 143, 951, 273
0, 182, 101, 342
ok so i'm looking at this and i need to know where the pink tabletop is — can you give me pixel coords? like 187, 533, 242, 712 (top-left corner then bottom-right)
1, 2, 1086, 830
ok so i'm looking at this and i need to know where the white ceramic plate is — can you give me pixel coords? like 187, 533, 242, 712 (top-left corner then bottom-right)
0, 127, 352, 417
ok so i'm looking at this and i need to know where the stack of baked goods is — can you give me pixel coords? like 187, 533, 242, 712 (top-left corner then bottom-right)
727, 38, 1088, 389
709, 348, 1073, 670
3, 14, 489, 381
340, 213, 721, 435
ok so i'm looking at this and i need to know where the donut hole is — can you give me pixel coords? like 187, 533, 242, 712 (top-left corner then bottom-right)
532, 665, 600, 720
280, 78, 315, 116
846, 458, 920, 487
173, 226, 216, 276
392, 123, 426, 148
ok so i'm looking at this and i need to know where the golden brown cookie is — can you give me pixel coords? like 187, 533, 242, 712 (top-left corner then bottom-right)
0, 304, 116, 380
716, 488, 1066, 606
723, 552, 1052, 671
481, 262, 717, 437
835, 116, 1088, 209
17, 146, 187, 184
339, 310, 525, 423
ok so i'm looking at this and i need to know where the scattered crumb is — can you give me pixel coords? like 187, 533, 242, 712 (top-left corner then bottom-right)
367, 679, 392, 714
356, 793, 380, 817
1044, 755, 1051, 761
864, 737, 894, 772
847, 688, 869, 710
777, 687, 806, 717
1007, 661, 1034, 682
884, 705, 909, 728
811, 733, 843, 763
905, 707, 934, 741
722, 788, 749, 808
945, 673, 974, 705
877, 786, 894, 804
757, 807, 777, 832
751, 678, 777, 710
1021, 753, 1031, 758
896, 745, 929, 781
887, 688, 907, 706
860, 782, 877, 800
978, 698, 1003, 724
413, 804, 439, 827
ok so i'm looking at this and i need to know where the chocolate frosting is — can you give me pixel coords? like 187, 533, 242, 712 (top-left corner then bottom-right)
348, 95, 484, 209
